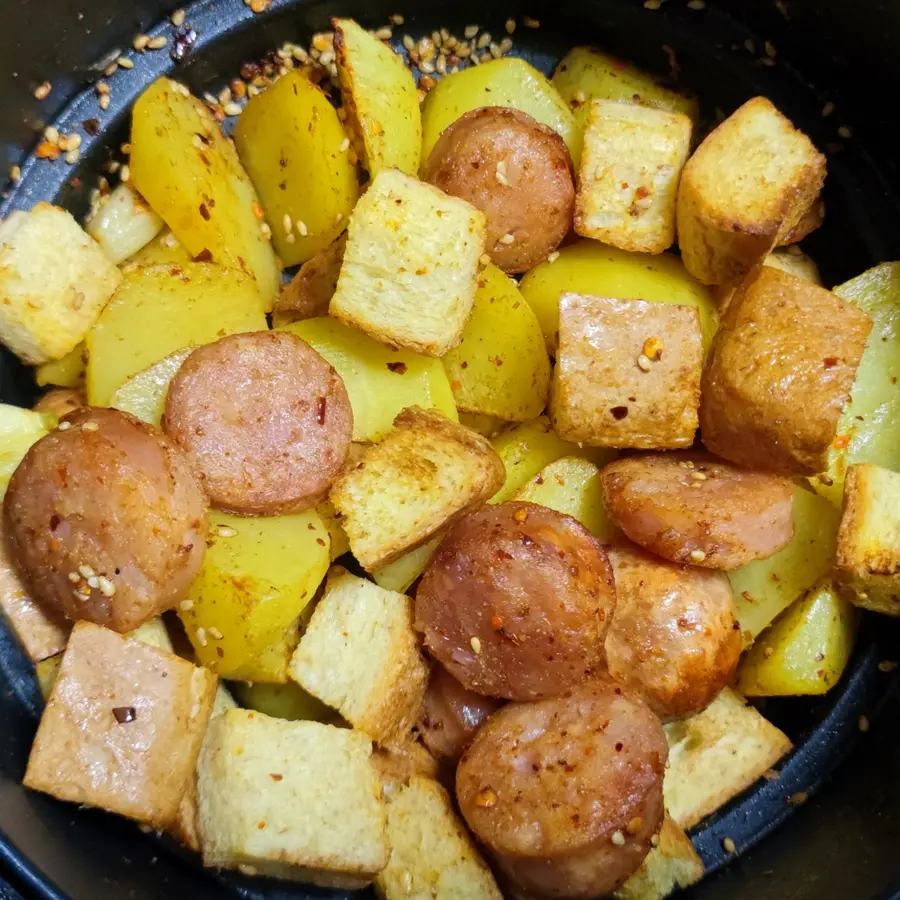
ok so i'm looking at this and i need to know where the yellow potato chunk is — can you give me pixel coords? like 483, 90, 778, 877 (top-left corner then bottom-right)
333, 18, 421, 176
233, 71, 359, 267
442, 264, 550, 422
0, 404, 53, 498
178, 510, 330, 683
552, 46, 699, 135
518, 239, 717, 355
110, 348, 192, 427
372, 537, 442, 594
130, 78, 280, 310
514, 456, 619, 541
421, 57, 580, 170
738, 578, 857, 697
35, 343, 85, 388
458, 412, 507, 438
86, 263, 266, 406
231, 681, 334, 723
124, 230, 192, 268
730, 486, 840, 641
281, 317, 457, 442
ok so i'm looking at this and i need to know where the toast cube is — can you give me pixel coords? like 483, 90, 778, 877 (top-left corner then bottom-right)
330, 407, 505, 569
835, 464, 900, 614
330, 170, 486, 357
677, 97, 826, 285
289, 568, 430, 747
376, 776, 502, 900
614, 816, 704, 900
197, 708, 388, 886
0, 203, 122, 364
551, 293, 702, 449
575, 100, 692, 254
372, 736, 440, 799
701, 266, 872, 475
24, 621, 216, 828
663, 687, 792, 829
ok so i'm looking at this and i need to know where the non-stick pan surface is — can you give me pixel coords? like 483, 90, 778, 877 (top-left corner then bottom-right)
2, 0, 900, 897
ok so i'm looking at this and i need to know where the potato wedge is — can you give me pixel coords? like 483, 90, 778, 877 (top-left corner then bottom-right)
458, 412, 507, 438
280, 317, 457, 442
372, 536, 442, 594
442, 264, 550, 421
35, 343, 85, 388
110, 348, 192, 427
233, 71, 358, 267
730, 485, 840, 641
808, 263, 900, 506
0, 404, 53, 498
421, 57, 580, 170
552, 46, 699, 136
738, 578, 857, 697
513, 455, 619, 541
178, 510, 330, 683
518, 239, 717, 355
231, 681, 334, 723
86, 263, 266, 406
123, 230, 192, 268
317, 498, 351, 561
130, 78, 280, 310
333, 18, 421, 176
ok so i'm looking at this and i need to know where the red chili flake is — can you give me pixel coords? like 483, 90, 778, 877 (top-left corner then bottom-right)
82, 118, 101, 135
610, 406, 629, 420
194, 248, 213, 262
823, 357, 839, 368
49, 514, 60, 531
833, 434, 850, 450
112, 706, 136, 724
386, 361, 407, 374
198, 203, 210, 220
270, 773, 283, 781
634, 185, 651, 200
491, 615, 505, 630
316, 397, 327, 425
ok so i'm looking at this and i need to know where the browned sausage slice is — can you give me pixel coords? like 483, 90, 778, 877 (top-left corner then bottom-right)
600, 452, 794, 569
418, 664, 502, 762
415, 501, 615, 701
605, 544, 742, 720
423, 107, 575, 275
164, 331, 352, 516
457, 679, 667, 899
4, 407, 208, 632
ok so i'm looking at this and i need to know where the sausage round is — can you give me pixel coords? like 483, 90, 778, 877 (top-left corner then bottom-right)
33, 387, 85, 419
457, 678, 667, 899
605, 544, 742, 720
4, 407, 208, 632
418, 664, 502, 762
415, 501, 615, 701
164, 331, 352, 516
422, 107, 575, 275
600, 452, 794, 570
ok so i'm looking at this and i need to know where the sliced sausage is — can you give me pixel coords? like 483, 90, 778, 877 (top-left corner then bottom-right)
423, 107, 575, 275
33, 387, 85, 419
4, 407, 207, 633
457, 678, 667, 899
164, 331, 352, 516
418, 664, 502, 762
415, 501, 615, 701
600, 452, 794, 569
605, 544, 742, 720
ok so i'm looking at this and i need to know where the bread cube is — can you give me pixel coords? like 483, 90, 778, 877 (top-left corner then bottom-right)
835, 464, 900, 614
290, 568, 429, 746
376, 776, 502, 900
330, 407, 504, 569
372, 737, 440, 799
614, 816, 704, 900
664, 688, 792, 828
551, 293, 702, 448
677, 97, 826, 285
24, 621, 216, 828
575, 100, 692, 254
0, 203, 122, 364
701, 266, 872, 475
330, 170, 486, 357
197, 708, 388, 886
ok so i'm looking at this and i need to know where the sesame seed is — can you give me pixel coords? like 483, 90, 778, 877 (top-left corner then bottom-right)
644, 0, 661, 9
470, 636, 482, 653
120, 165, 131, 183
687, 0, 705, 8
223, 102, 242, 117
505, 18, 516, 33
99, 94, 111, 111
744, 38, 756, 53
286, 233, 296, 244
44, 125, 59, 144
67, 572, 81, 583
65, 149, 80, 165
237, 864, 258, 876
196, 627, 208, 647
180, 600, 194, 611
339, 137, 350, 152
499, 233, 515, 245
68, 133, 83, 150
171, 8, 186, 26
464, 24, 479, 39
822, 101, 835, 117
611, 831, 626, 846
33, 82, 52, 101
838, 125, 853, 139
479, 253, 491, 267
296, 219, 308, 237
389, 14, 405, 25
574, 90, 587, 104
282, 213, 293, 234
642, 336, 663, 360
650, 833, 660, 847
636, 354, 653, 372
148, 35, 168, 50
217, 525, 237, 538
334, 212, 344, 224
723, 837, 736, 854
691, 471, 707, 481
477, 31, 492, 49
475, 788, 497, 807
765, 40, 777, 57
78, 564, 96, 579
57, 421, 73, 431
133, 34, 150, 51
208, 627, 224, 640
495, 160, 509, 186
689, 549, 707, 563
98, 576, 116, 597
117, 56, 134, 69
547, 251, 560, 263
858, 715, 870, 732
524, 16, 540, 27
86, 575, 99, 589
374, 26, 393, 40
878, 660, 898, 673
82, 420, 98, 431
8, 165, 21, 183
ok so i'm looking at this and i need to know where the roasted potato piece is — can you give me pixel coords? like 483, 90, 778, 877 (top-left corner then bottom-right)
738, 577, 857, 696
86, 263, 265, 406
130, 78, 280, 310
33, 387, 84, 419
701, 267, 872, 476
676, 97, 826, 286
281, 317, 457, 443
273, 234, 346, 328
518, 239, 717, 355
110, 348, 191, 427
423, 107, 575, 274
231, 681, 333, 723
372, 536, 442, 594
421, 57, 580, 169
333, 18, 421, 176
233, 72, 358, 267
731, 485, 840, 640
177, 509, 330, 682
458, 412, 507, 438
442, 264, 550, 421
0, 404, 53, 497
576, 100, 692, 254
514, 455, 619, 541
810, 263, 900, 505
85, 183, 164, 265
35, 343, 86, 389
552, 46, 699, 134
124, 230, 192, 268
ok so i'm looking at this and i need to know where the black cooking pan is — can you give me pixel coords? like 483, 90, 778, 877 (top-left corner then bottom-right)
2, 0, 900, 897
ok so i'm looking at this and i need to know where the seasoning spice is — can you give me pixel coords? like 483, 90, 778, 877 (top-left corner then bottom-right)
112, 706, 136, 724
